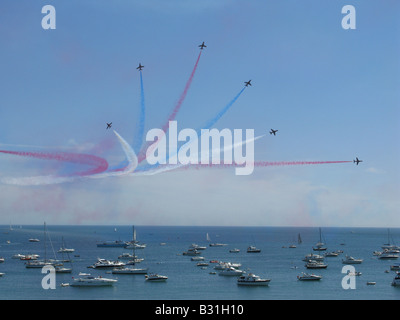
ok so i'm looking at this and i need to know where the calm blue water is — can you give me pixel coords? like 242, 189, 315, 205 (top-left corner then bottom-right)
0, 225, 399, 300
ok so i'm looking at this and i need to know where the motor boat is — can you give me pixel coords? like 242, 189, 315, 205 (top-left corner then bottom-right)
302, 253, 324, 262
70, 275, 117, 287
213, 262, 241, 270
247, 246, 261, 253
112, 267, 148, 274
229, 248, 240, 253
189, 243, 207, 250
237, 273, 270, 286
297, 273, 322, 281
391, 273, 400, 287
90, 258, 125, 269
342, 255, 363, 264
145, 274, 168, 282
218, 266, 244, 276
305, 260, 328, 269
378, 250, 399, 260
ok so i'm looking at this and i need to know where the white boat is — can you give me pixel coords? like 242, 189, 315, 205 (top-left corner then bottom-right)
247, 246, 261, 253
145, 274, 168, 282
112, 267, 148, 274
324, 251, 339, 257
305, 260, 328, 269
189, 243, 207, 250
70, 275, 117, 287
366, 281, 376, 286
12, 254, 26, 259
382, 229, 400, 251
55, 266, 72, 273
229, 248, 240, 253
206, 233, 227, 247
190, 256, 204, 261
218, 266, 244, 276
297, 273, 322, 281
29, 239, 40, 242
125, 225, 146, 249
303, 253, 324, 262
213, 262, 241, 270
196, 262, 209, 267
90, 258, 125, 269
58, 238, 75, 253
378, 250, 399, 260
237, 273, 270, 286
391, 273, 400, 287
182, 248, 201, 256
342, 255, 363, 264
0, 273, 5, 277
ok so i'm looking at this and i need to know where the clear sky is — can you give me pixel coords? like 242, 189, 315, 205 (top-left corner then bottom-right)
0, 0, 399, 227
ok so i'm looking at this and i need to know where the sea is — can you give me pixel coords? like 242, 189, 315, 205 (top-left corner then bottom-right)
0, 225, 399, 301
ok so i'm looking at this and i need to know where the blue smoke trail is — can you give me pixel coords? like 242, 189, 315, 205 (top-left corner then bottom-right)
201, 87, 246, 131
146, 86, 247, 168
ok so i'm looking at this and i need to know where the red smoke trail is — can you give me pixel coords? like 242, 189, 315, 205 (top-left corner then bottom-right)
137, 51, 203, 164
0, 150, 109, 176
180, 160, 352, 170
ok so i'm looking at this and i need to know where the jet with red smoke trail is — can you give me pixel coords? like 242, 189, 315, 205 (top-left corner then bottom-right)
353, 157, 363, 165
198, 42, 206, 50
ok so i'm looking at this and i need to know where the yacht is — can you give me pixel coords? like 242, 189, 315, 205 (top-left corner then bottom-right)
342, 255, 363, 264
55, 266, 72, 273
206, 233, 227, 247
218, 266, 244, 276
29, 238, 40, 243
190, 256, 204, 261
189, 243, 207, 251
229, 248, 240, 253
391, 273, 400, 287
90, 258, 125, 269
237, 273, 270, 286
302, 253, 324, 262
378, 250, 399, 260
297, 273, 322, 281
182, 248, 201, 256
324, 251, 339, 257
305, 260, 328, 269
70, 275, 118, 287
112, 267, 148, 274
213, 262, 241, 270
390, 264, 400, 271
145, 274, 168, 282
247, 246, 261, 253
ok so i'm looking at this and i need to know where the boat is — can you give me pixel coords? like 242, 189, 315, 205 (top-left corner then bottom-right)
342, 255, 363, 264
145, 274, 168, 282
302, 253, 324, 262
213, 262, 242, 270
96, 240, 127, 248
112, 267, 148, 274
58, 237, 75, 253
390, 264, 400, 271
90, 258, 125, 269
218, 266, 244, 276
189, 243, 207, 251
305, 260, 328, 269
125, 226, 146, 249
237, 273, 270, 286
29, 238, 40, 242
324, 251, 339, 257
55, 266, 72, 273
190, 256, 204, 261
378, 250, 399, 260
0, 273, 5, 277
229, 248, 240, 253
391, 273, 400, 287
207, 233, 227, 247
313, 228, 327, 251
297, 273, 322, 281
70, 275, 117, 287
182, 248, 201, 256
247, 246, 261, 253
0, 257, 4, 263
382, 229, 400, 251
366, 282, 376, 286
196, 262, 209, 267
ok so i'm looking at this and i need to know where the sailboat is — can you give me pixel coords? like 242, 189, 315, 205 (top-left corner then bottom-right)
113, 226, 148, 275
382, 229, 400, 251
313, 228, 327, 251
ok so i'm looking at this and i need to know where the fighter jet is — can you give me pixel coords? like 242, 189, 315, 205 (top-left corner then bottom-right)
244, 80, 252, 87
353, 157, 363, 165
106, 122, 112, 130
136, 63, 144, 71
199, 42, 207, 50
270, 129, 278, 136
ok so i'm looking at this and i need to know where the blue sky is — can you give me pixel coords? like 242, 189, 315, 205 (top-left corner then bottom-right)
0, 0, 399, 227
